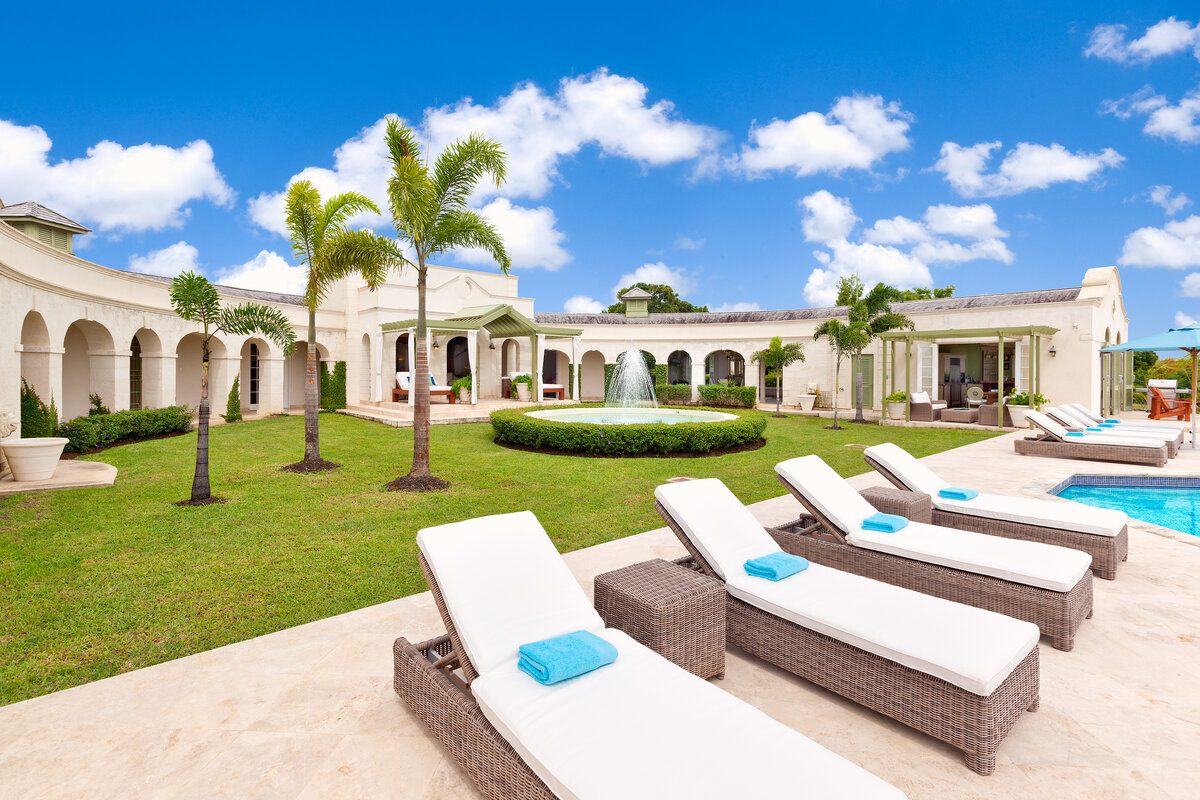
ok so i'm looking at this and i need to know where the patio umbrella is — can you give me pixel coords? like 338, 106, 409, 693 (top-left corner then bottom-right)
1102, 324, 1200, 449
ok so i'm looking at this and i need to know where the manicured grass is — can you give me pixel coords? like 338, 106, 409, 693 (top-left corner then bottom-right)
0, 411, 997, 705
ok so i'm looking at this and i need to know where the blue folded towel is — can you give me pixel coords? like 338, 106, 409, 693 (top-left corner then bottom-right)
1104, 418, 1119, 424
1086, 426, 1103, 432
518, 630, 617, 685
1065, 431, 1084, 437
1099, 423, 1117, 428
862, 512, 908, 533
938, 486, 979, 501
744, 551, 809, 581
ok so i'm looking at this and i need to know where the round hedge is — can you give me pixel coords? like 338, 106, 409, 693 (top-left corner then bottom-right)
489, 405, 766, 456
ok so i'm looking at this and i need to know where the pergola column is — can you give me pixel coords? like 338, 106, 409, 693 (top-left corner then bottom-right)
467, 329, 479, 405
534, 333, 546, 400
996, 333, 1005, 429
904, 338, 911, 421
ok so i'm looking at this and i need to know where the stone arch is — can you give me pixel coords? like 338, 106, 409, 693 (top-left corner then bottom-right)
704, 349, 746, 386
130, 328, 163, 410
542, 347, 570, 389
501, 338, 521, 377
175, 332, 228, 412
359, 333, 373, 403
19, 311, 53, 409
239, 338, 273, 413
63, 319, 117, 420
395, 333, 410, 373
580, 350, 606, 400
666, 350, 692, 384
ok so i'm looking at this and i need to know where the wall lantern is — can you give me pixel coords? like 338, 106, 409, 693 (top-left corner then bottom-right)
1048, 345, 1057, 357
432, 339, 439, 350
489, 341, 496, 351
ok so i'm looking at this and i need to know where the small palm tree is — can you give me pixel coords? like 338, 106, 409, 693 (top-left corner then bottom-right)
839, 277, 913, 422
382, 118, 510, 490
284, 180, 404, 471
812, 318, 868, 430
169, 272, 296, 503
751, 337, 805, 415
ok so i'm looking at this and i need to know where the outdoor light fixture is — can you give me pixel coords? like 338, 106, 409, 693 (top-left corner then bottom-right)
1049, 345, 1057, 357
489, 341, 496, 351
432, 340, 439, 349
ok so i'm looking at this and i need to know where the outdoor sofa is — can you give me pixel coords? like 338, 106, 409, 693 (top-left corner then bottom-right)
393, 510, 905, 800
655, 478, 1041, 775
909, 391, 947, 421
774, 455, 1094, 651
864, 443, 1128, 580
392, 371, 456, 403
1014, 410, 1169, 467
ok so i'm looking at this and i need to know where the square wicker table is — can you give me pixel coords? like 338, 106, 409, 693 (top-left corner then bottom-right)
859, 486, 933, 523
941, 407, 979, 424
594, 558, 725, 680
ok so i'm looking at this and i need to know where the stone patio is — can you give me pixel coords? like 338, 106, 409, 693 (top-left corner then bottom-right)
1, 428, 1197, 799
0, 459, 117, 496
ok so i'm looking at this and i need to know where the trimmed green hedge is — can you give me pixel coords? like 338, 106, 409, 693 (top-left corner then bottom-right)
697, 383, 757, 408
319, 361, 347, 411
655, 383, 693, 404
489, 406, 766, 456
56, 406, 193, 453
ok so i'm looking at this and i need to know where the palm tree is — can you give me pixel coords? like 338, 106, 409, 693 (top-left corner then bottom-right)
169, 271, 296, 503
839, 277, 913, 422
382, 118, 510, 490
751, 337, 805, 415
812, 318, 868, 430
284, 180, 404, 471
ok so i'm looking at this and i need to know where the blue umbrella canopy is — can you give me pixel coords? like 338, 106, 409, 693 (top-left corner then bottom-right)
1102, 325, 1199, 448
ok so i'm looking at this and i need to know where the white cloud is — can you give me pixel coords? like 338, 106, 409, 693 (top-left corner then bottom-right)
1175, 311, 1198, 327
733, 94, 912, 177
712, 301, 762, 312
674, 235, 705, 250
563, 295, 605, 313
933, 140, 1123, 197
0, 119, 233, 234
1147, 185, 1192, 216
611, 261, 695, 298
1118, 215, 1200, 269
127, 241, 201, 277
798, 191, 1012, 305
1102, 86, 1200, 145
1085, 17, 1200, 64
451, 198, 570, 270
1179, 274, 1200, 298
216, 250, 307, 295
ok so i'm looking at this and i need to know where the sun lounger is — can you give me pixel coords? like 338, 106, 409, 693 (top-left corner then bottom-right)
774, 455, 1093, 651
864, 443, 1128, 580
655, 479, 1040, 775
394, 510, 905, 800
1015, 410, 1169, 467
1044, 407, 1180, 457
1068, 402, 1187, 432
392, 371, 456, 403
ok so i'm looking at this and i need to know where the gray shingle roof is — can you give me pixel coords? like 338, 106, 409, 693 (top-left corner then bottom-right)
0, 201, 90, 233
534, 287, 1082, 326
134, 272, 304, 305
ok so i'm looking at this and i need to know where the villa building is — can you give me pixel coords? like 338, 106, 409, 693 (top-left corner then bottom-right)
0, 202, 1131, 436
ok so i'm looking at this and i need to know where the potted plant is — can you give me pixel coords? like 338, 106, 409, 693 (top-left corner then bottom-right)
452, 375, 472, 403
884, 390, 908, 420
797, 382, 819, 412
511, 373, 533, 401
1004, 389, 1047, 429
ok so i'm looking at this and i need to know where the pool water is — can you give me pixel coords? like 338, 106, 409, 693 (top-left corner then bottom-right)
525, 407, 737, 426
1054, 479, 1200, 536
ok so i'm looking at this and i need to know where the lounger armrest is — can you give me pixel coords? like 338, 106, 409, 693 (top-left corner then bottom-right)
858, 486, 933, 524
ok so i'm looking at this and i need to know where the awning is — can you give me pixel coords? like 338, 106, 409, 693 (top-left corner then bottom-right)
381, 303, 581, 338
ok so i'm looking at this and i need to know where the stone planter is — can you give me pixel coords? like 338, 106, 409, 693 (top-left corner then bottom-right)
0, 437, 69, 482
797, 394, 817, 412
515, 383, 531, 402
886, 401, 906, 420
458, 388, 471, 403
1006, 404, 1031, 428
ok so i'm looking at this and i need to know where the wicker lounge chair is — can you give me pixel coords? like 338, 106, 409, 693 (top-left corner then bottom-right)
655, 479, 1040, 775
1068, 402, 1187, 432
909, 391, 947, 421
391, 371, 456, 403
864, 443, 1129, 580
774, 455, 1093, 651
1015, 410, 1169, 467
1044, 406, 1180, 457
394, 510, 905, 800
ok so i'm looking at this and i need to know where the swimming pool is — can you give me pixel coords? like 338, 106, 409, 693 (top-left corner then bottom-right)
1050, 476, 1200, 536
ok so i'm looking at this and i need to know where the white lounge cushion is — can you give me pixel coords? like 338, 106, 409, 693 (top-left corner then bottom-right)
654, 479, 777, 580
1025, 410, 1167, 449
1069, 403, 1186, 431
396, 371, 412, 390
776, 455, 1093, 592
911, 391, 931, 404
416, 511, 603, 675
542, 383, 564, 390
930, 401, 948, 410
473, 629, 905, 800
865, 443, 1127, 537
1047, 408, 1176, 443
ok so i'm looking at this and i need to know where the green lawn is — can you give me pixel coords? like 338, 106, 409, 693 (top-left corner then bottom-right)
0, 411, 996, 705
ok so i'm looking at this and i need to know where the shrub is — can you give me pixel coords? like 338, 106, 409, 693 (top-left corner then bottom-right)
884, 390, 908, 403
88, 393, 110, 416
56, 406, 192, 453
319, 361, 347, 411
490, 406, 766, 456
655, 383, 693, 404
1147, 357, 1193, 389
223, 376, 243, 422
20, 380, 58, 438
696, 383, 757, 408
451, 375, 472, 397
510, 373, 533, 398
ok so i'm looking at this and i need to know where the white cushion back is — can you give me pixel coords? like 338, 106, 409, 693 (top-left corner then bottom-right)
396, 372, 412, 390
1069, 403, 1102, 423
654, 479, 778, 579
1044, 407, 1084, 429
864, 443, 948, 497
1024, 409, 1067, 439
911, 391, 930, 404
417, 511, 604, 675
775, 455, 878, 535
1059, 406, 1095, 428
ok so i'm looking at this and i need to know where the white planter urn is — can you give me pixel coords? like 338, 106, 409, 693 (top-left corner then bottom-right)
1006, 404, 1031, 428
886, 401, 906, 420
515, 383, 531, 402
797, 394, 817, 412
458, 388, 471, 403
0, 437, 69, 482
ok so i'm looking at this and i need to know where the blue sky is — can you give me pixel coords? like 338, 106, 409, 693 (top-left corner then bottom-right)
2, 2, 1199, 333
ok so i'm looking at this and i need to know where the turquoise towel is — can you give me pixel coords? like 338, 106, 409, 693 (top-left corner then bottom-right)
1086, 426, 1103, 432
862, 512, 908, 533
1099, 423, 1117, 428
744, 551, 809, 581
938, 486, 979, 501
1066, 431, 1084, 437
1104, 418, 1119, 424
518, 630, 617, 685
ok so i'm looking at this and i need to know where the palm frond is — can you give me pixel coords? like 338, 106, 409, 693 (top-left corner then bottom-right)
308, 229, 409, 305
429, 208, 511, 272
383, 118, 437, 247
284, 181, 322, 266
216, 303, 298, 355
869, 311, 914, 335
432, 133, 507, 216
169, 271, 221, 326
318, 192, 382, 244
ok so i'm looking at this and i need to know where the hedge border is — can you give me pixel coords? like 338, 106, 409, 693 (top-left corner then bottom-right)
489, 404, 766, 456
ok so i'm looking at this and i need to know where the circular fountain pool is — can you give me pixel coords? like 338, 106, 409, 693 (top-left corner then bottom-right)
525, 407, 738, 425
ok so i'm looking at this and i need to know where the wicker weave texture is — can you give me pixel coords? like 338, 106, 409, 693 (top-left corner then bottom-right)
859, 486, 933, 523
1014, 436, 1167, 467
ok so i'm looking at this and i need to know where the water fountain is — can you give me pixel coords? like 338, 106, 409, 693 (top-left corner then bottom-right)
605, 347, 658, 408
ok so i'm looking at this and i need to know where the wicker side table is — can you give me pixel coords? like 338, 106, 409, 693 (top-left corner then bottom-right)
941, 407, 979, 424
859, 486, 933, 523
594, 558, 725, 680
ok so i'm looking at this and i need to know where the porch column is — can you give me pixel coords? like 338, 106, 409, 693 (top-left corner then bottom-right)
1032, 333, 1040, 404
89, 349, 129, 412
534, 333, 546, 400
407, 328, 417, 406
904, 338, 911, 421
996, 333, 1005, 429
690, 357, 704, 403
371, 330, 383, 403
467, 329, 478, 405
881, 341, 889, 402
260, 356, 285, 413
571, 337, 580, 401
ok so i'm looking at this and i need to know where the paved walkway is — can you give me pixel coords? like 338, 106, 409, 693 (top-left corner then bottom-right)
2, 428, 1198, 799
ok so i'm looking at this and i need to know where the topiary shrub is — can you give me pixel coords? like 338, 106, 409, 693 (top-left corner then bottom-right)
489, 406, 765, 456
88, 393, 110, 416
319, 361, 347, 411
20, 379, 58, 438
56, 406, 193, 453
222, 376, 243, 422
697, 383, 757, 408
655, 383, 693, 404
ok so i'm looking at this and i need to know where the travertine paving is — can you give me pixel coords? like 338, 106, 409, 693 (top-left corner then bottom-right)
2, 427, 1198, 799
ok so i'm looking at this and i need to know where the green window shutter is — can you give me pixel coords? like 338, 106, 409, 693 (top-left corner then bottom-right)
36, 225, 53, 246
53, 229, 68, 250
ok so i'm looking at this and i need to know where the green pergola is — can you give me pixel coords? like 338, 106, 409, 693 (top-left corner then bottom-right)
381, 304, 581, 404
879, 325, 1059, 428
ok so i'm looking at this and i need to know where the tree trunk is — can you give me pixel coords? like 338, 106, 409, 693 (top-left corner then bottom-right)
409, 263, 432, 478
304, 306, 319, 462
854, 358, 865, 422
775, 371, 782, 414
832, 359, 841, 429
191, 345, 211, 501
